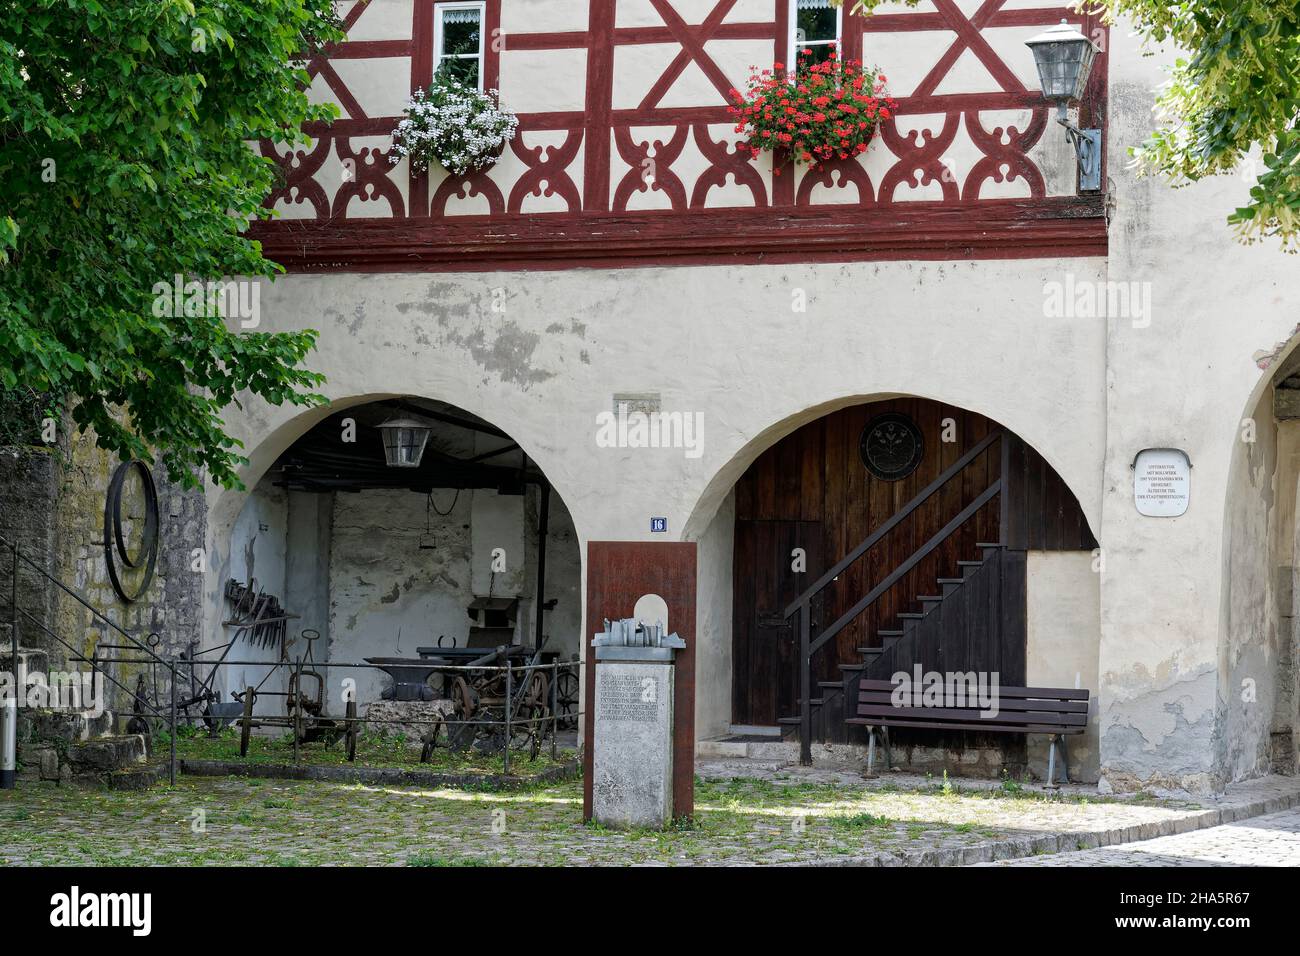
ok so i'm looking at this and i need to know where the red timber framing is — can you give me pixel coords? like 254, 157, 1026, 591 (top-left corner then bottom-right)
250, 0, 1109, 272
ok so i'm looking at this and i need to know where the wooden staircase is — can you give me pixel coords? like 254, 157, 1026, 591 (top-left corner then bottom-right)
777, 430, 1021, 763
778, 541, 1019, 744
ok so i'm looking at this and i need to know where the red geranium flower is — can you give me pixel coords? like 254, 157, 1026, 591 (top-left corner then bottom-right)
728, 53, 894, 172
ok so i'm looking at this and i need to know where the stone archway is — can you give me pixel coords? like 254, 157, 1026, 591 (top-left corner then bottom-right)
1218, 346, 1300, 782
681, 392, 1100, 779
201, 395, 584, 718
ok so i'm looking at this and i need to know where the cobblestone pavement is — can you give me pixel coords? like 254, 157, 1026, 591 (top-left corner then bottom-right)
978, 807, 1300, 866
1, 768, 1296, 866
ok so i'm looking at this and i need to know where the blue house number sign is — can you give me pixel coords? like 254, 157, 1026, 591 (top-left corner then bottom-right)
650, 517, 668, 533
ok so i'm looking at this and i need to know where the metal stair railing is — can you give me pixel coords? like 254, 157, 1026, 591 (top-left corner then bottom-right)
782, 431, 1006, 765
1, 534, 179, 785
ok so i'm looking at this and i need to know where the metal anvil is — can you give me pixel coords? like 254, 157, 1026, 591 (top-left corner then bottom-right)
592, 618, 685, 662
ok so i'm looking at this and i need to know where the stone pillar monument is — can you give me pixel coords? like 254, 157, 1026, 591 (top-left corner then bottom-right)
591, 619, 686, 828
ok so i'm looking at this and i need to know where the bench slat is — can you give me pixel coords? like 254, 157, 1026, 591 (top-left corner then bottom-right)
857, 679, 1089, 701
854, 703, 1086, 727
857, 691, 1089, 715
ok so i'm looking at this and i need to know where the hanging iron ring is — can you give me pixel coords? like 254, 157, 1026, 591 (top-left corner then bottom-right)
104, 459, 159, 603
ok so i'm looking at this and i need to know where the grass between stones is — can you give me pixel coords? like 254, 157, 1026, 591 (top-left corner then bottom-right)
168, 725, 575, 779
0, 770, 1196, 867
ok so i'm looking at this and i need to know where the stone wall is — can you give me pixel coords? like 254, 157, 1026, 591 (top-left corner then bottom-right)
0, 407, 207, 721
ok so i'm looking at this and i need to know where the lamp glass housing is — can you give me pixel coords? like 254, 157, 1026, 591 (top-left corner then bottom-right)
378, 416, 432, 468
1026, 20, 1096, 104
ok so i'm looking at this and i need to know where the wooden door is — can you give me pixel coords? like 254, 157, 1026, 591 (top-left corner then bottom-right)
732, 520, 823, 726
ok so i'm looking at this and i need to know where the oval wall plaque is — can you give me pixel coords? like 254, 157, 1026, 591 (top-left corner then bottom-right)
860, 413, 925, 482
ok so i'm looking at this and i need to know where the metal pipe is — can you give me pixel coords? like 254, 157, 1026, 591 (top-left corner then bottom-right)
535, 481, 549, 650
550, 662, 558, 760
1, 691, 16, 790
169, 659, 177, 785
5, 539, 19, 789
798, 605, 811, 766
504, 662, 512, 776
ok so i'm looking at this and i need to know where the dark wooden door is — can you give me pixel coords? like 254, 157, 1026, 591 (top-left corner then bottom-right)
730, 397, 1095, 729
732, 519, 823, 726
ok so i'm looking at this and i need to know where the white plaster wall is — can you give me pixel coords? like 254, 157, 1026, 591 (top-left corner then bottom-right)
1025, 551, 1100, 783
285, 490, 334, 705
471, 489, 527, 598
221, 478, 289, 704
327, 488, 474, 705
1098, 24, 1300, 792
532, 486, 584, 660
695, 489, 735, 740
1218, 390, 1281, 781
201, 255, 1107, 751
194, 13, 1300, 790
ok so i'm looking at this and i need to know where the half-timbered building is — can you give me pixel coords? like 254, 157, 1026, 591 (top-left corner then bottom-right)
147, 1, 1300, 792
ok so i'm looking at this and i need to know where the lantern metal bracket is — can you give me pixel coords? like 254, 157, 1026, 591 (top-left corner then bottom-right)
1054, 101, 1102, 192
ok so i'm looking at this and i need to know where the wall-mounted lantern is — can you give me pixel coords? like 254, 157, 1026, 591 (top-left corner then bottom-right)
377, 415, 433, 468
1025, 20, 1102, 192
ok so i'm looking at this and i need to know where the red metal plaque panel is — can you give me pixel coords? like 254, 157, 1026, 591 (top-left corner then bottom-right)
583, 540, 697, 822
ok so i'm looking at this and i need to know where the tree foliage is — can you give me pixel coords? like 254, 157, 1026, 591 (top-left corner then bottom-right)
0, 0, 343, 489
843, 0, 1300, 250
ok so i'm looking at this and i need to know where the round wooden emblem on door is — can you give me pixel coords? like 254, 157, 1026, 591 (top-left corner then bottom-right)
860, 413, 924, 481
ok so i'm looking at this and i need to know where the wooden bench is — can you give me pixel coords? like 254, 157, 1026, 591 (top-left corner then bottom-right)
847, 679, 1091, 786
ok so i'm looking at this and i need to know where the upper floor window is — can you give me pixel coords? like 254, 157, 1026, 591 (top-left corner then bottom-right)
435, 1, 486, 90
790, 0, 842, 72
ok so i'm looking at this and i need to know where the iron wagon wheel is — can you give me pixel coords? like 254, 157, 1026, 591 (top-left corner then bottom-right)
239, 686, 255, 757
450, 675, 478, 719
556, 671, 579, 729
345, 700, 358, 762
522, 671, 549, 709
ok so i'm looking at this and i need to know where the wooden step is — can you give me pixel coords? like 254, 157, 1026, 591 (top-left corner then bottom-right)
839, 662, 866, 673
937, 577, 964, 596
898, 611, 924, 621
918, 594, 943, 604
856, 647, 885, 656
817, 680, 843, 690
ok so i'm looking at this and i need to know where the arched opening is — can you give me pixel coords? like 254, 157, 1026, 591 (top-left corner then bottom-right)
1219, 348, 1300, 781
209, 396, 582, 721
695, 395, 1099, 779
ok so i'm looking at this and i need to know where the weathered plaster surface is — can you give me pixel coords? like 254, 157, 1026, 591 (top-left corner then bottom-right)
694, 490, 734, 740
1026, 551, 1100, 782
1099, 25, 1300, 791
189, 15, 1300, 791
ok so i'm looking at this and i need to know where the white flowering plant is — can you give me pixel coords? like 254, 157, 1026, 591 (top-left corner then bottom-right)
389, 75, 518, 176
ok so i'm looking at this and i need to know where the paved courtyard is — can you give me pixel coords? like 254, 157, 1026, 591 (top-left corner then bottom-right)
979, 806, 1300, 866
1, 765, 1297, 866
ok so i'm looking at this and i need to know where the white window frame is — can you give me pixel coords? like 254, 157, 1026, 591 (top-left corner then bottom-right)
787, 0, 842, 72
434, 1, 487, 91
